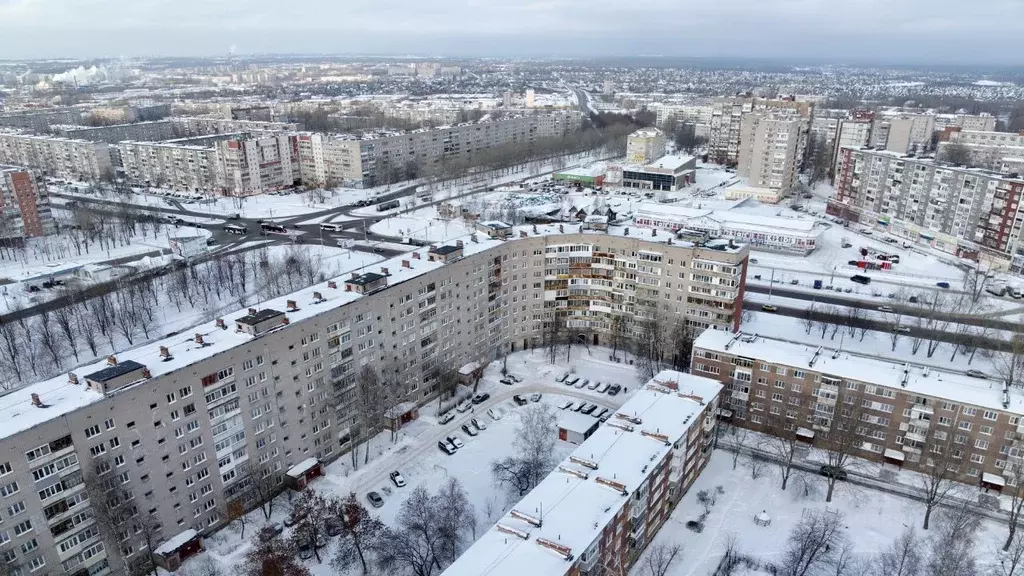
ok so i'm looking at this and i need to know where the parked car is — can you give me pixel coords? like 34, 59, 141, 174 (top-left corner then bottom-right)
965, 369, 988, 379
587, 380, 600, 391
573, 402, 587, 412
472, 393, 490, 404
462, 423, 479, 437
456, 399, 473, 413
936, 282, 950, 289
558, 401, 573, 410
530, 393, 542, 402
878, 306, 894, 313
575, 379, 589, 389
390, 471, 406, 488
567, 377, 580, 386
472, 417, 488, 430
507, 374, 523, 383
487, 407, 504, 421
608, 384, 622, 396
513, 395, 528, 406
557, 372, 569, 383
438, 411, 455, 425
596, 383, 610, 393
500, 378, 514, 386
582, 404, 598, 415
908, 295, 919, 304
325, 517, 343, 537
447, 435, 465, 449
367, 491, 385, 508
790, 279, 799, 285
761, 304, 778, 312
600, 413, 612, 423
283, 509, 306, 527
819, 465, 848, 481
438, 441, 457, 455
895, 326, 911, 333
593, 407, 609, 419
258, 523, 284, 542
299, 542, 314, 560
843, 287, 852, 293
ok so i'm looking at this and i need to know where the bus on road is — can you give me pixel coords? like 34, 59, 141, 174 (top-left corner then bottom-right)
223, 224, 248, 235
319, 222, 346, 232
376, 199, 400, 212
260, 222, 287, 234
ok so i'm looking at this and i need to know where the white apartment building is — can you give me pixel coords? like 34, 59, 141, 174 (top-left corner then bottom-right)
119, 140, 223, 193
832, 146, 1024, 268
214, 135, 300, 196
831, 117, 874, 177
942, 130, 1024, 172
169, 118, 299, 139
737, 114, 803, 193
934, 113, 998, 132
626, 128, 667, 165
56, 121, 175, 145
871, 114, 936, 154
709, 97, 812, 165
442, 371, 722, 576
0, 225, 748, 576
0, 132, 112, 182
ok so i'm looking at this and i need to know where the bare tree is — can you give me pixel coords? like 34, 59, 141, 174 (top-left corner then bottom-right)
290, 488, 330, 563
634, 306, 667, 381
927, 500, 980, 576
999, 531, 1024, 576
374, 486, 442, 576
355, 364, 385, 467
245, 464, 281, 520
869, 528, 921, 576
940, 142, 973, 166
819, 389, 866, 503
491, 403, 559, 499
776, 509, 847, 576
641, 542, 684, 576
432, 477, 476, 564
1005, 460, 1024, 551
435, 361, 460, 411
239, 536, 310, 576
331, 492, 385, 574
52, 302, 81, 363
918, 423, 961, 530
223, 498, 249, 539
998, 335, 1024, 390
763, 414, 801, 490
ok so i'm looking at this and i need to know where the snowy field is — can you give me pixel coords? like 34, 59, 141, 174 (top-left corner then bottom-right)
180, 346, 646, 575
637, 452, 1008, 576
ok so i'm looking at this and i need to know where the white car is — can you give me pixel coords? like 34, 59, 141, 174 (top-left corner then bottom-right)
587, 380, 600, 391
447, 435, 465, 449
438, 411, 455, 425
472, 417, 488, 431
596, 383, 610, 394
456, 400, 472, 413
487, 407, 504, 421
558, 401, 572, 410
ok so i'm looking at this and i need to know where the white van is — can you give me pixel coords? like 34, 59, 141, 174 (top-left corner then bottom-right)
319, 222, 345, 232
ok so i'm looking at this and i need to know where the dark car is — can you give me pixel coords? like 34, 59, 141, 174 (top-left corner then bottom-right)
438, 441, 457, 455
367, 491, 384, 508
936, 282, 950, 289
258, 523, 284, 542
513, 395, 528, 406
325, 517, 343, 537
608, 384, 622, 396
819, 465, 848, 481
472, 393, 490, 404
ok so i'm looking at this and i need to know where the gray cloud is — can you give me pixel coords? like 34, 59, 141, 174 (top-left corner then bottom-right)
0, 0, 1019, 64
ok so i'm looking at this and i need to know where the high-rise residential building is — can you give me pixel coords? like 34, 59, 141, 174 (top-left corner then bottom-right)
525, 89, 536, 108
625, 128, 666, 165
0, 165, 54, 238
0, 132, 112, 181
655, 104, 713, 138
831, 146, 1024, 269
55, 121, 175, 144
693, 330, 1024, 490
214, 134, 300, 196
442, 371, 722, 576
0, 108, 83, 132
871, 113, 936, 154
169, 117, 298, 139
709, 96, 812, 165
737, 114, 802, 193
831, 114, 874, 177
119, 140, 223, 193
934, 113, 998, 132
939, 129, 1024, 172
0, 227, 747, 576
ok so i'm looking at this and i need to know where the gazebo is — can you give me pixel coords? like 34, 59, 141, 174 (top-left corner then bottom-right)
754, 510, 772, 527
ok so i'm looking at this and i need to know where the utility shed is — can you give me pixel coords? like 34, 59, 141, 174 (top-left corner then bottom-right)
557, 411, 600, 445
235, 308, 286, 335
85, 358, 149, 393
153, 529, 203, 571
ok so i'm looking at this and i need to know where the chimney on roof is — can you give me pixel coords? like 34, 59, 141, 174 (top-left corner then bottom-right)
470, 234, 478, 243
142, 367, 152, 379
68, 373, 79, 385
412, 251, 420, 260
328, 280, 337, 289
456, 240, 463, 248
350, 272, 358, 280
287, 300, 297, 311
381, 267, 389, 275
281, 317, 290, 325
313, 291, 323, 302
107, 355, 117, 366
248, 307, 257, 316
558, 224, 564, 233
401, 260, 410, 268
30, 393, 43, 408
216, 318, 226, 330
159, 346, 171, 358
194, 333, 204, 346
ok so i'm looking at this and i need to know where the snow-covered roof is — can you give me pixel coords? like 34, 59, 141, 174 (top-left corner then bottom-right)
286, 457, 320, 478
635, 202, 823, 238
442, 371, 722, 576
557, 411, 599, 435
1, 224, 743, 443
694, 331, 1024, 415
153, 529, 199, 556
884, 449, 905, 461
983, 472, 1006, 486
646, 154, 695, 171
554, 163, 606, 178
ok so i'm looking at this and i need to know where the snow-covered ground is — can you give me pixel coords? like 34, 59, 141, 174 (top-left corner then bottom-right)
636, 451, 1007, 576
179, 346, 645, 575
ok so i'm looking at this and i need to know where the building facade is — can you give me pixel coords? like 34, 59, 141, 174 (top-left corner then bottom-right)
169, 118, 298, 139
694, 330, 1024, 489
941, 129, 1024, 172
0, 133, 112, 182
621, 155, 696, 192
0, 228, 747, 576
831, 116, 874, 178
57, 122, 175, 145
709, 96, 812, 165
831, 146, 1024, 267
0, 166, 54, 238
626, 128, 666, 165
737, 114, 802, 193
0, 108, 83, 133
214, 135, 300, 197
118, 141, 222, 193
442, 371, 722, 576
871, 114, 936, 154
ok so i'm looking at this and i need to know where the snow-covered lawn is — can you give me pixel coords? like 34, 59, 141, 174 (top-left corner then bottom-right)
636, 451, 1007, 576
368, 207, 476, 243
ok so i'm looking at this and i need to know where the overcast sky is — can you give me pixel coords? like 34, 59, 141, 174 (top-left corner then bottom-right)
0, 0, 1019, 64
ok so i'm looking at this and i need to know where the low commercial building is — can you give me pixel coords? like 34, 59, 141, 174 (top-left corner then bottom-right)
552, 164, 606, 187
693, 330, 1024, 489
0, 165, 54, 238
442, 371, 722, 576
0, 132, 112, 181
621, 154, 696, 191
634, 202, 823, 255
724, 184, 784, 204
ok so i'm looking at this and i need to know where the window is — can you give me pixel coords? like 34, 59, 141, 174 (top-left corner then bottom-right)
958, 421, 973, 431
25, 445, 50, 462
166, 392, 177, 404
84, 425, 101, 439
28, 555, 45, 571
108, 437, 120, 449
180, 386, 193, 398
983, 410, 998, 421
0, 482, 19, 498
970, 454, 985, 464
981, 425, 994, 436
20, 538, 36, 554
975, 439, 990, 450
104, 418, 116, 430
962, 406, 977, 417
0, 463, 10, 477
6, 501, 24, 517
13, 519, 31, 536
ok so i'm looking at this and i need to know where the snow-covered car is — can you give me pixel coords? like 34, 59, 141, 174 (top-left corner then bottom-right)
593, 407, 609, 419
500, 378, 514, 386
557, 372, 569, 383
596, 383, 610, 394
530, 393, 542, 402
587, 381, 600, 391
513, 395, 528, 406
507, 374, 523, 383
462, 423, 479, 437
456, 400, 473, 413
566, 376, 580, 386
575, 379, 589, 389
487, 407, 504, 421
608, 384, 622, 396
878, 306, 894, 313
438, 411, 455, 425
558, 401, 572, 410
258, 523, 284, 542
389, 471, 406, 488
446, 436, 463, 449
472, 417, 487, 431
438, 441, 457, 455
582, 404, 598, 415
472, 393, 490, 404
965, 369, 988, 379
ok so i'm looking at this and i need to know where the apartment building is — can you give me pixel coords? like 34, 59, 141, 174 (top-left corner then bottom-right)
214, 135, 300, 197
831, 146, 1024, 267
656, 104, 713, 137
831, 115, 874, 178
303, 112, 583, 187
934, 113, 998, 132
871, 114, 936, 154
708, 96, 812, 165
442, 371, 722, 576
118, 141, 222, 193
0, 132, 112, 182
693, 330, 1024, 490
0, 166, 54, 238
0, 226, 746, 576
169, 118, 299, 139
626, 128, 666, 165
737, 114, 803, 193
56, 121, 175, 145
940, 129, 1024, 172
0, 108, 82, 133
